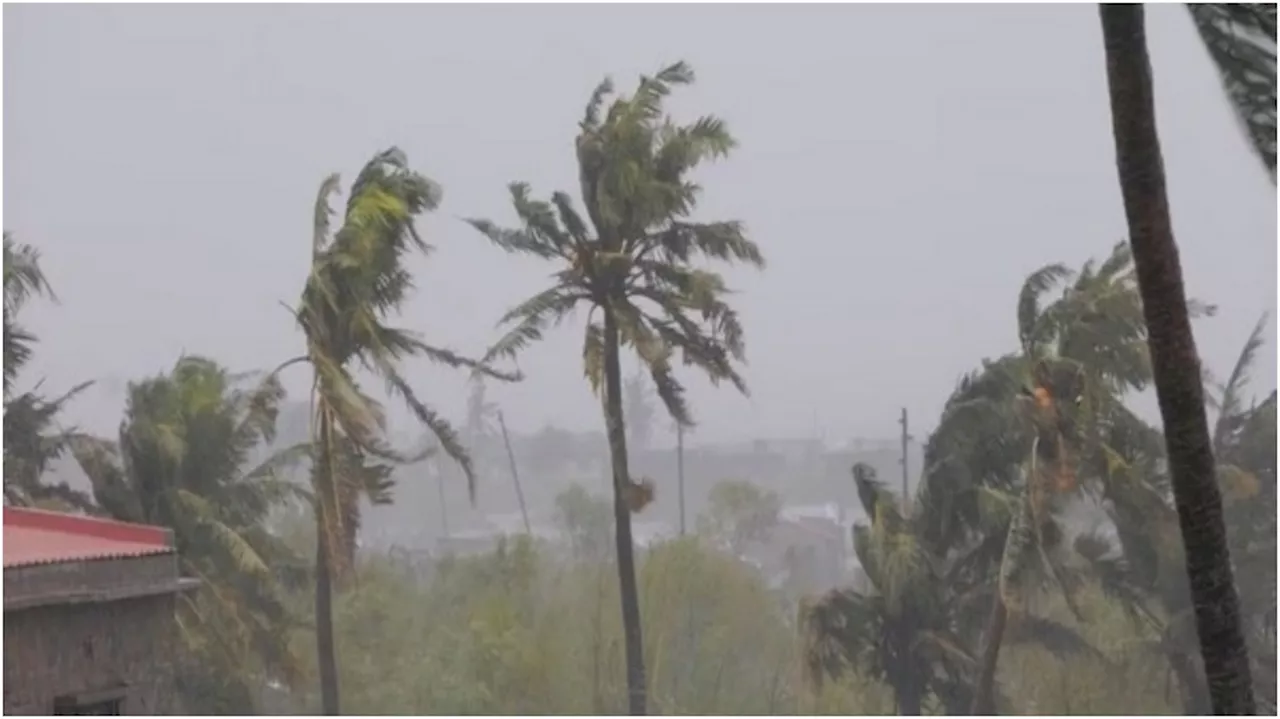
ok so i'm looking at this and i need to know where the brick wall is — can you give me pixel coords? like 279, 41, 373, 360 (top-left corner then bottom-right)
3, 594, 180, 715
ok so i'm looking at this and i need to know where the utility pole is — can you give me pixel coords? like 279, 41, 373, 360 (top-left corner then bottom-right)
676, 423, 686, 535
898, 407, 912, 512
435, 460, 451, 545
497, 411, 532, 536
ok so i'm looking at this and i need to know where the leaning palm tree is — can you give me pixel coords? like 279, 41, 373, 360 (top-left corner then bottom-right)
467, 62, 765, 714
275, 148, 512, 714
71, 356, 307, 713
1098, 5, 1268, 712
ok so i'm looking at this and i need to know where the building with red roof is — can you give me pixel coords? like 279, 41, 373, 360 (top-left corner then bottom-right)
4, 506, 196, 715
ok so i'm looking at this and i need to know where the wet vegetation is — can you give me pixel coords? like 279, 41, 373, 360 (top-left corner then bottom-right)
3, 5, 1276, 716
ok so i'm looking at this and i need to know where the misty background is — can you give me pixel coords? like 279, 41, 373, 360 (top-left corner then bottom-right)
4, 3, 1275, 540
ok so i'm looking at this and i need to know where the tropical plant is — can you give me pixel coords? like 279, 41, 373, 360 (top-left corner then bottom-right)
2, 232, 94, 511
1075, 316, 1278, 713
967, 447, 1094, 714
1098, 4, 1261, 712
70, 355, 307, 714
466, 61, 765, 714
275, 148, 514, 714
916, 243, 1187, 554
912, 246, 1161, 712
803, 464, 976, 715
3, 232, 53, 396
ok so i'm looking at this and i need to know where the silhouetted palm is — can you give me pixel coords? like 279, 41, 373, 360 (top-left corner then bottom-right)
1098, 4, 1268, 712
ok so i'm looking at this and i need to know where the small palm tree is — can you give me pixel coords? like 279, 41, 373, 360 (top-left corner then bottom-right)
803, 464, 976, 715
276, 148, 514, 714
2, 232, 94, 510
467, 62, 765, 714
1097, 4, 1271, 712
71, 356, 307, 713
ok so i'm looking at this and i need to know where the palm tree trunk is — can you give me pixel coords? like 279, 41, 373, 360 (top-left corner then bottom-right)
315, 502, 340, 715
897, 688, 924, 717
970, 596, 1008, 715
313, 414, 341, 715
1098, 5, 1255, 714
603, 312, 648, 715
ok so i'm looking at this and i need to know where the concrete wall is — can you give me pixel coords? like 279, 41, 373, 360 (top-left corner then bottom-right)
3, 593, 180, 715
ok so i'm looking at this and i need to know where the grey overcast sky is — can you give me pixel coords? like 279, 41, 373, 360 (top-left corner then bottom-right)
4, 3, 1276, 446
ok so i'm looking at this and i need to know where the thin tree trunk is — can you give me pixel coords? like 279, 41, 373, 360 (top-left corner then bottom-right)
603, 312, 648, 715
676, 423, 686, 536
315, 502, 340, 715
435, 460, 450, 546
1099, 5, 1255, 714
970, 596, 1008, 715
497, 410, 532, 535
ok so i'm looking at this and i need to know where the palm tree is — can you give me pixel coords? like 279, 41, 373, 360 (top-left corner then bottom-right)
803, 465, 976, 716
967, 444, 1093, 714
1098, 5, 1264, 712
1077, 318, 1278, 713
2, 232, 94, 510
71, 356, 307, 714
275, 148, 513, 714
3, 232, 54, 397
916, 246, 1172, 712
466, 62, 765, 714
917, 244, 1185, 553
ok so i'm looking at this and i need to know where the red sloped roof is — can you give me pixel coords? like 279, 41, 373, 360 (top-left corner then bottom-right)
3, 506, 173, 569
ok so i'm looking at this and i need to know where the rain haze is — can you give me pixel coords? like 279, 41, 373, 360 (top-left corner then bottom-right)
6, 4, 1274, 441
3, 2, 1276, 716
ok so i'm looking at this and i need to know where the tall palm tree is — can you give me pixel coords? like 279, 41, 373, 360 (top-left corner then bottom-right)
275, 148, 513, 714
2, 232, 94, 510
1079, 318, 1278, 713
467, 62, 765, 714
71, 356, 307, 714
1098, 5, 1265, 712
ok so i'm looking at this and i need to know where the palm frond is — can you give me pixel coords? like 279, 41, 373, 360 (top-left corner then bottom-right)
313, 174, 342, 256
480, 286, 586, 369
1188, 3, 1278, 180
1017, 263, 1073, 352
1214, 311, 1270, 452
